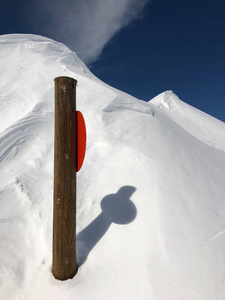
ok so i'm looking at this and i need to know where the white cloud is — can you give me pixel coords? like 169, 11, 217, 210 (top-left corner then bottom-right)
40, 0, 150, 64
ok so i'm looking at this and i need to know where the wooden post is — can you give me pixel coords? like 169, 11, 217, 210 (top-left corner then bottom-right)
53, 76, 77, 280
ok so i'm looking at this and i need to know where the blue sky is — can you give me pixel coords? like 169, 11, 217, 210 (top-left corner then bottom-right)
1, 0, 225, 122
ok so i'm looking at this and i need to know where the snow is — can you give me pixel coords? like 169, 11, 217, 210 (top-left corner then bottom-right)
150, 90, 225, 151
0, 34, 225, 300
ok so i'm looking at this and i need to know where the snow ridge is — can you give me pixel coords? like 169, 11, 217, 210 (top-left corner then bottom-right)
0, 34, 225, 300
150, 90, 225, 150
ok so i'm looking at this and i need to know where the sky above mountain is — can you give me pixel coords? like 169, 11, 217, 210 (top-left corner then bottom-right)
0, 0, 224, 122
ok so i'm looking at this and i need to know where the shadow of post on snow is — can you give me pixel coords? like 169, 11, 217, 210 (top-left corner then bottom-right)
77, 186, 137, 267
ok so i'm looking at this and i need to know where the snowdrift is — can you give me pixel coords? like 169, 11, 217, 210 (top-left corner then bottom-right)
0, 34, 225, 300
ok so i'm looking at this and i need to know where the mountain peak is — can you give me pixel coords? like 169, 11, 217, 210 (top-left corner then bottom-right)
149, 90, 180, 109
150, 90, 225, 151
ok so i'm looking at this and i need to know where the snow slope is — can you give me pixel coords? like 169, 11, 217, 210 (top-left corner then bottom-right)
0, 34, 225, 300
150, 90, 225, 151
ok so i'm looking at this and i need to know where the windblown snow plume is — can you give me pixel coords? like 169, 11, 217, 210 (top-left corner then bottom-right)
0, 34, 225, 300
38, 0, 150, 63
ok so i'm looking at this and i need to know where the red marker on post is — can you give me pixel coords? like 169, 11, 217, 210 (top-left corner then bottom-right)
76, 111, 86, 172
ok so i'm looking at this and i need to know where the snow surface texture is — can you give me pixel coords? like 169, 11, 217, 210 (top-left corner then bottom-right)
0, 34, 225, 300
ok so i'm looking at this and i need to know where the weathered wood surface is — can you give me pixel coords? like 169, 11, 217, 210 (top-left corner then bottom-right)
53, 76, 77, 280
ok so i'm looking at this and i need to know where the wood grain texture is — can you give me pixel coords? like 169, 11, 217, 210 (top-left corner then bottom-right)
53, 77, 77, 280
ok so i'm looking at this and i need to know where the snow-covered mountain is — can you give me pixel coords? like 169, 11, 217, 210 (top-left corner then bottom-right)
0, 34, 225, 300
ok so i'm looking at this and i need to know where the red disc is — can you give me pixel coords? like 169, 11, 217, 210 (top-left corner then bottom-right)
76, 111, 86, 172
